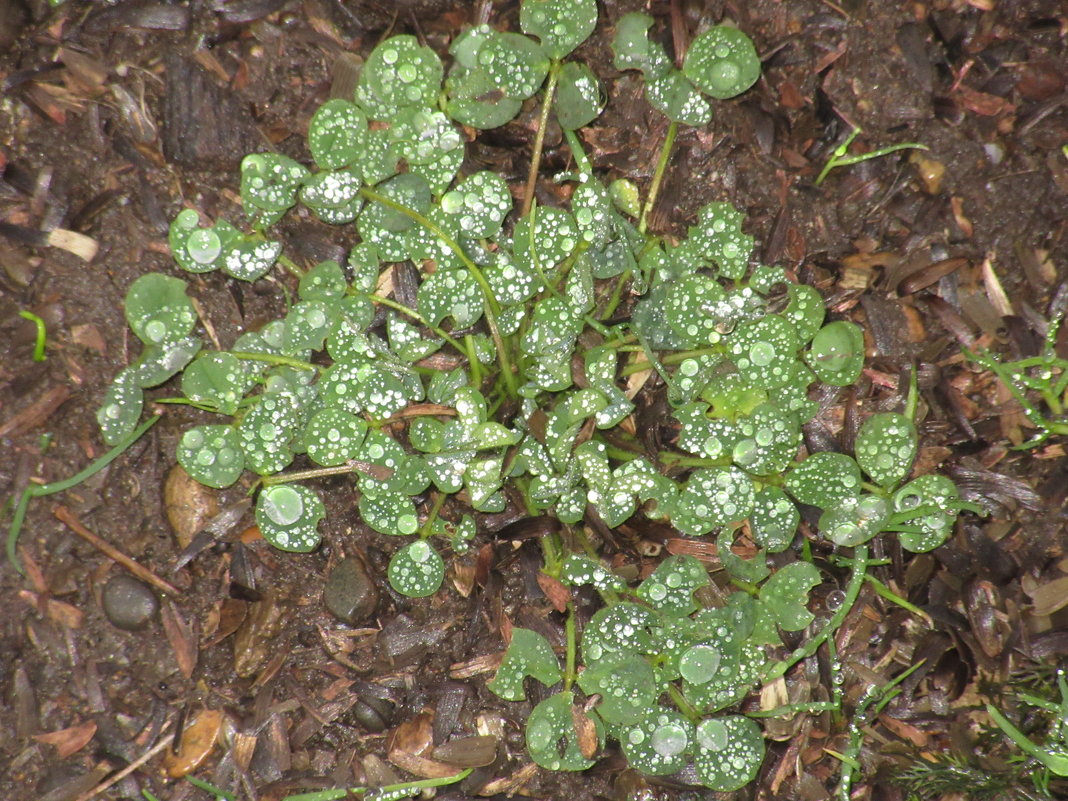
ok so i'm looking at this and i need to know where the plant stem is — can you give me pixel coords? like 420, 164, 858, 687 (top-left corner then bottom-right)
368, 293, 467, 354
521, 61, 561, 217
639, 120, 678, 234
6, 415, 161, 573
18, 310, 47, 361
276, 252, 305, 279
359, 187, 518, 399
563, 128, 593, 176
763, 545, 869, 683
230, 351, 319, 372
564, 605, 577, 690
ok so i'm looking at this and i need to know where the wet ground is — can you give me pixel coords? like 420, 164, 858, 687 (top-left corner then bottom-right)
1, 1, 1067, 800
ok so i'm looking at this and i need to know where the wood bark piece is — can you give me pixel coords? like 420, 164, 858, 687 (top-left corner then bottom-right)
162, 53, 258, 170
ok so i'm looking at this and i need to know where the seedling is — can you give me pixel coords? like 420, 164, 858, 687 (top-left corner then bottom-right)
965, 312, 1068, 447
84, 1, 979, 794
18, 310, 48, 361
814, 125, 930, 186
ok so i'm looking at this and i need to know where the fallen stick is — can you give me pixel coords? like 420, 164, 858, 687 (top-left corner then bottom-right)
53, 504, 180, 597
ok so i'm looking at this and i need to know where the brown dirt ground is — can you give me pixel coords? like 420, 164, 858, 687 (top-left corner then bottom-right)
1, 1, 1067, 800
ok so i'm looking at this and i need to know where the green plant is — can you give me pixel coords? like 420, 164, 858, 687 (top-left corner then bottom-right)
966, 312, 1068, 447
814, 125, 930, 186
89, 1, 976, 793
987, 672, 1068, 794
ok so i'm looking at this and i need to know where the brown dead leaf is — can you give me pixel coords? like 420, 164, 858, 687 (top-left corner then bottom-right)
163, 709, 223, 778
1027, 575, 1068, 617
879, 714, 929, 747
536, 572, 571, 612
572, 706, 600, 760
161, 599, 198, 679
33, 719, 97, 758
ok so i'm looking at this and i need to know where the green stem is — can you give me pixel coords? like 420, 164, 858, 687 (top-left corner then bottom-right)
521, 60, 561, 217
763, 545, 869, 683
276, 252, 305, 279
230, 351, 318, 372
281, 769, 473, 801
639, 120, 678, 234
359, 187, 517, 399
564, 606, 577, 690
259, 459, 389, 486
368, 293, 467, 355
6, 415, 161, 573
815, 126, 929, 187
419, 491, 448, 538
18, 310, 47, 361
563, 128, 593, 176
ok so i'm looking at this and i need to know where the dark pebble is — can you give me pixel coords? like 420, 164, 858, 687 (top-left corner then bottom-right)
323, 555, 379, 625
101, 574, 159, 631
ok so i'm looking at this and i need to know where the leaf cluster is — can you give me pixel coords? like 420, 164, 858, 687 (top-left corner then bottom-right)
95, 0, 971, 791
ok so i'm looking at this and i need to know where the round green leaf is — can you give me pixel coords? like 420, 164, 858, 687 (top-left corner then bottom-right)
300, 169, 362, 213
97, 368, 144, 447
177, 424, 244, 489
256, 484, 324, 552
219, 235, 282, 282
357, 35, 443, 115
237, 391, 299, 475
818, 494, 890, 547
554, 61, 603, 129
520, 0, 597, 59
893, 474, 959, 553
784, 451, 862, 510
683, 26, 761, 100
359, 491, 419, 537
124, 273, 196, 346
169, 211, 240, 274
621, 710, 691, 776
132, 336, 201, 389
730, 402, 801, 475
807, 320, 864, 386
692, 715, 764, 791
441, 171, 512, 239
418, 267, 485, 329
672, 467, 755, 537
487, 628, 563, 701
299, 259, 347, 302
783, 283, 825, 344
308, 98, 367, 170
305, 407, 367, 466
240, 152, 308, 213
513, 206, 580, 268
760, 561, 820, 631
636, 554, 709, 615
855, 412, 917, 488
181, 352, 256, 415
645, 68, 712, 126
525, 692, 601, 771
445, 66, 524, 129
577, 654, 657, 725
476, 31, 550, 100
611, 12, 670, 78
583, 603, 660, 664
387, 540, 445, 598
748, 486, 799, 552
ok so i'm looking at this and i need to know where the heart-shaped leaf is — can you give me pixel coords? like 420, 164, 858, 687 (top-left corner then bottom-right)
97, 369, 144, 446
577, 653, 657, 725
683, 25, 761, 100
256, 484, 324, 552
124, 273, 196, 346
520, 0, 597, 60
525, 691, 601, 771
308, 98, 367, 170
387, 540, 445, 597
636, 554, 709, 615
784, 451, 862, 510
807, 320, 864, 386
692, 716, 764, 791
620, 710, 691, 776
760, 561, 820, 631
554, 61, 603, 130
487, 628, 563, 701
855, 412, 917, 488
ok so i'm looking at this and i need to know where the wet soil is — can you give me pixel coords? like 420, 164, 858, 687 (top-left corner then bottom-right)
1, 1, 1067, 800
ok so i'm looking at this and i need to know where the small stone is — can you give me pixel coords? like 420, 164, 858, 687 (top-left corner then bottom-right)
101, 574, 159, 631
323, 554, 379, 625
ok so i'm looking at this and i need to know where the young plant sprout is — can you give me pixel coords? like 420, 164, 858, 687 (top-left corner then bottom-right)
88, 0, 979, 793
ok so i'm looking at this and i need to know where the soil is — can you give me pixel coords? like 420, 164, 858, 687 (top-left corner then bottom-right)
1, 1, 1067, 800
